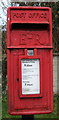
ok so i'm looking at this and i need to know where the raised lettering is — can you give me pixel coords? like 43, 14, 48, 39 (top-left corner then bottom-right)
12, 12, 48, 21
13, 13, 26, 19
21, 34, 26, 45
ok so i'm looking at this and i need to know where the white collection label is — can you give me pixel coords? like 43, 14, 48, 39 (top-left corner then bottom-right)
22, 59, 40, 95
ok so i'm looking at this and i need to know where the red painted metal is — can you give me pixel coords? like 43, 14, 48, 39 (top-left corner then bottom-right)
7, 7, 53, 115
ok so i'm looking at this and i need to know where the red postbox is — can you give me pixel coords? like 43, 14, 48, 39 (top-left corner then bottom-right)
7, 7, 53, 115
